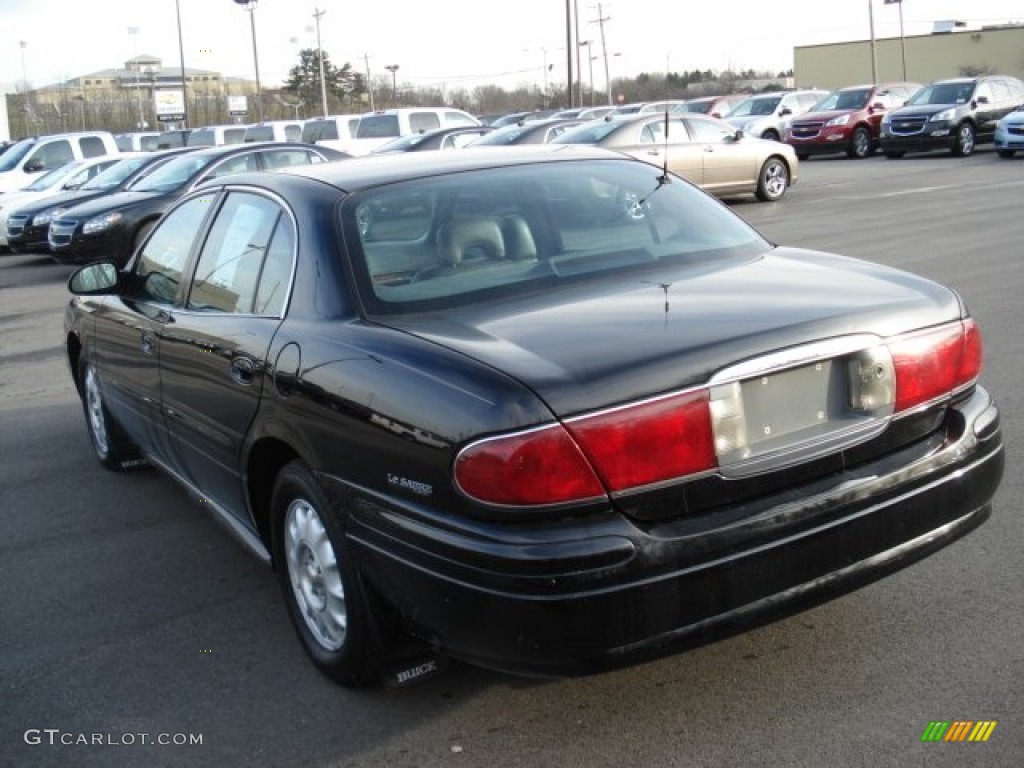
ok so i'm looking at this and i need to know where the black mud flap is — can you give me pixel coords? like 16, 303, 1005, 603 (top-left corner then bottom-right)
382, 653, 448, 689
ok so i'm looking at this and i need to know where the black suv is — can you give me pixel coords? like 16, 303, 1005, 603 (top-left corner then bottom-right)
879, 75, 1024, 158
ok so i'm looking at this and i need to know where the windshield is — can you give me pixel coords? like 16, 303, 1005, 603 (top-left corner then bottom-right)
468, 125, 533, 145
0, 139, 36, 172
349, 159, 767, 315
811, 88, 872, 112
907, 82, 976, 106
81, 155, 154, 191
131, 154, 217, 193
729, 96, 782, 117
25, 164, 78, 191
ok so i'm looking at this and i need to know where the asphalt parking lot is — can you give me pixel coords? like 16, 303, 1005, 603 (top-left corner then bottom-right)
1, 149, 1022, 768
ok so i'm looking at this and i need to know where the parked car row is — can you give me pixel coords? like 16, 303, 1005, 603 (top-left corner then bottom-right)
3, 142, 346, 261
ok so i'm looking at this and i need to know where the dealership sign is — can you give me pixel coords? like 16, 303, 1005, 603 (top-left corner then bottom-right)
229, 96, 249, 116
154, 89, 186, 122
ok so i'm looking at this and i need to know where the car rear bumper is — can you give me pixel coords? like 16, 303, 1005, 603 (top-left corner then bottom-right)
335, 387, 1003, 677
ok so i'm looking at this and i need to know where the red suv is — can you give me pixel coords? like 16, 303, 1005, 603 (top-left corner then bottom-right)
785, 82, 921, 159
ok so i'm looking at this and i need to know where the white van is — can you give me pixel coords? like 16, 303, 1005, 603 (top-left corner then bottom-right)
244, 121, 304, 143
301, 114, 363, 154
187, 124, 249, 147
115, 132, 162, 152
347, 108, 480, 155
0, 131, 120, 194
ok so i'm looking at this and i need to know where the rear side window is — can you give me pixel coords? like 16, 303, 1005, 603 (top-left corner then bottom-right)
187, 192, 284, 314
409, 112, 441, 133
224, 128, 247, 145
302, 120, 337, 142
79, 136, 107, 157
284, 124, 302, 141
444, 111, 476, 126
357, 115, 401, 138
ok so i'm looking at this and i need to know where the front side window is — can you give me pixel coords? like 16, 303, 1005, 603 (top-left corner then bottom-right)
187, 192, 286, 315
133, 196, 215, 304
29, 141, 73, 171
684, 117, 736, 142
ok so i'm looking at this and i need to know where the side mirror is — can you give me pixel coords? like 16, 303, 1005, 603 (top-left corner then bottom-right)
68, 261, 120, 295
779, 107, 792, 117
734, 129, 744, 141
23, 159, 46, 173
975, 95, 990, 106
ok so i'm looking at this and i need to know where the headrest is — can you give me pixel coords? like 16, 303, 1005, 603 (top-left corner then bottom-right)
437, 216, 505, 266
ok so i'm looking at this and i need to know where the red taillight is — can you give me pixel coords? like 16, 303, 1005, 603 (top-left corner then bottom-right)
455, 391, 717, 506
565, 390, 716, 492
890, 319, 981, 413
454, 425, 605, 506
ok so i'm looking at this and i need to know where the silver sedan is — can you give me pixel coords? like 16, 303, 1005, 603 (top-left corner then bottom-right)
552, 113, 799, 202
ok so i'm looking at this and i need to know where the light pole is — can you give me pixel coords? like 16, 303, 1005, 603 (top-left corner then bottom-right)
175, 0, 189, 128
128, 27, 145, 129
579, 41, 594, 106
313, 7, 329, 117
19, 40, 32, 136
385, 64, 399, 107
234, 0, 263, 123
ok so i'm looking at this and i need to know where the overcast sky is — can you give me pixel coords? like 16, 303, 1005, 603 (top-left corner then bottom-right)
2, 0, 1022, 96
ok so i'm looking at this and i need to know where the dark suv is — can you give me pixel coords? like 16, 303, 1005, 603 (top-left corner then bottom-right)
786, 82, 920, 159
880, 75, 1024, 158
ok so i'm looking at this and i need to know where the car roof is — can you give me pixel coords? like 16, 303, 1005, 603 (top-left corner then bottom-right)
237, 145, 631, 192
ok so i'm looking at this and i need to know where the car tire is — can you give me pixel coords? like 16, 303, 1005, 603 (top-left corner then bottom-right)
884, 150, 905, 159
80, 360, 145, 471
997, 149, 1015, 159
755, 157, 789, 202
272, 460, 381, 687
847, 126, 872, 159
761, 129, 780, 142
952, 122, 975, 157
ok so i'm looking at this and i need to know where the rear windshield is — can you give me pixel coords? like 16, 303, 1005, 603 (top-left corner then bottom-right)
348, 158, 767, 315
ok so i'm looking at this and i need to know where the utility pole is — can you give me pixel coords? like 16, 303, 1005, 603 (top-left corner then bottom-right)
594, 3, 612, 106
364, 54, 375, 110
867, 0, 878, 83
313, 7, 329, 117
564, 1, 574, 107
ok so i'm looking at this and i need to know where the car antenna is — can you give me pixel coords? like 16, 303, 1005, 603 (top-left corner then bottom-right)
657, 110, 671, 185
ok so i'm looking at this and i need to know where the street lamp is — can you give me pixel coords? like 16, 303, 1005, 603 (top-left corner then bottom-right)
385, 64, 399, 107
233, 0, 263, 123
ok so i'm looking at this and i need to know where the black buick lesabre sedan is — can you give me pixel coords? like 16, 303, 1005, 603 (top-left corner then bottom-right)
64, 146, 1004, 687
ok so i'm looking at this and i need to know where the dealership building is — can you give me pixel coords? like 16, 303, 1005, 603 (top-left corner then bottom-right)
794, 23, 1024, 89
